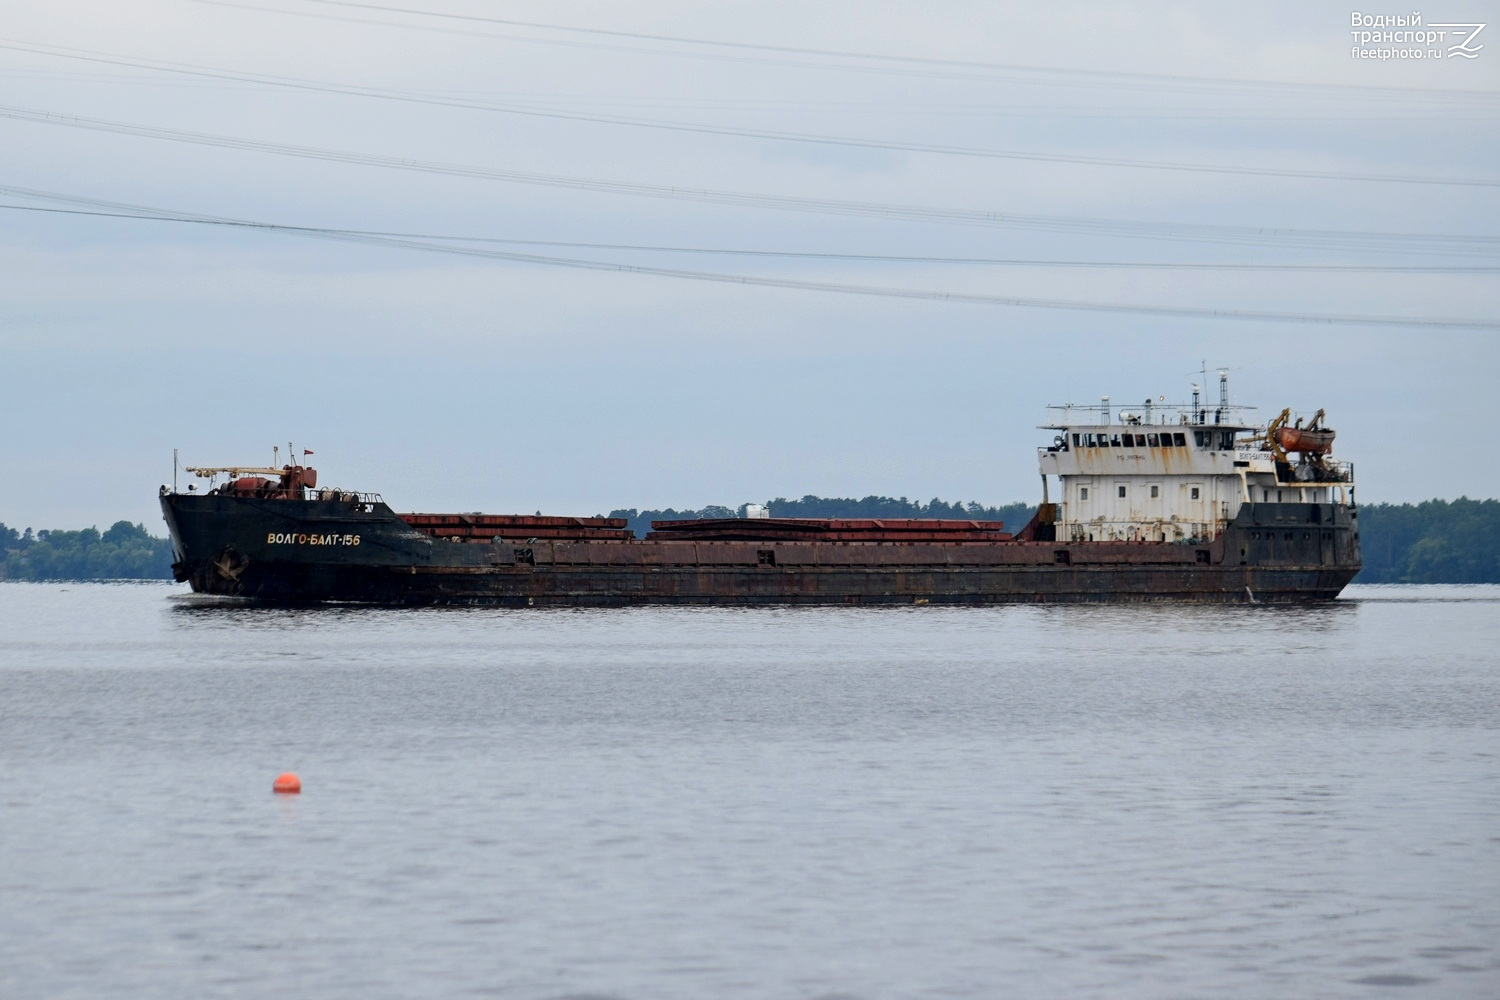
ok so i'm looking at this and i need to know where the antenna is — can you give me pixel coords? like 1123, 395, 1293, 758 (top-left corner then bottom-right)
273, 445, 279, 467
1100, 395, 1110, 425
173, 448, 178, 493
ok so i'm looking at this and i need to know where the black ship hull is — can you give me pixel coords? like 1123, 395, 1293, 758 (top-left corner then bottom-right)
160, 494, 1361, 605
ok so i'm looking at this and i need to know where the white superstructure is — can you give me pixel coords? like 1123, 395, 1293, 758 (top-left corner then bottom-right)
1037, 372, 1354, 543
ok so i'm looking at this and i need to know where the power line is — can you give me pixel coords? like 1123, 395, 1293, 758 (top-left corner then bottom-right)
246, 0, 1500, 103
6, 201, 1495, 272
3, 190, 1495, 329
205, 0, 1496, 107
12, 64, 1489, 120
5, 41, 1498, 188
2, 108, 1495, 258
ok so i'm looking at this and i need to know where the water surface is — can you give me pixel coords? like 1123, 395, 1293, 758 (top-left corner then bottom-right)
2, 583, 1497, 998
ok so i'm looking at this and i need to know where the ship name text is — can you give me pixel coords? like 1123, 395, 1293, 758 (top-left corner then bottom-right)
267, 532, 361, 546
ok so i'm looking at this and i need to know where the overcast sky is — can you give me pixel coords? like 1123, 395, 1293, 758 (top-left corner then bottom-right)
2, 0, 1497, 529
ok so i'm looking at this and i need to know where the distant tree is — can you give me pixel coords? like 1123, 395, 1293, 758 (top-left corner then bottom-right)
102, 520, 152, 545
764, 495, 1035, 528
609, 496, 1037, 540
3, 520, 174, 581
1355, 498, 1500, 583
608, 507, 711, 539
698, 505, 736, 520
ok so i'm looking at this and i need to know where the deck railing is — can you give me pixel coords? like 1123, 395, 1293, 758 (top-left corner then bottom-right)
1276, 460, 1352, 484
309, 490, 384, 504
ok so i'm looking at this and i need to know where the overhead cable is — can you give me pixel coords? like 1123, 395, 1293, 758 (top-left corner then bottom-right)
2, 193, 1495, 330
1, 107, 1496, 259
5, 200, 1495, 273
206, 0, 1500, 105
3, 41, 1498, 188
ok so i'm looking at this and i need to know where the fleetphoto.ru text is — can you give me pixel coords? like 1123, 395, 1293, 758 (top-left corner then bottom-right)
1351, 11, 1486, 60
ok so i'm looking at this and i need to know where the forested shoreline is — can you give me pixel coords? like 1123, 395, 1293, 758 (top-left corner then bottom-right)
606, 496, 1037, 543
1, 522, 174, 582
3, 497, 1497, 583
1353, 499, 1500, 583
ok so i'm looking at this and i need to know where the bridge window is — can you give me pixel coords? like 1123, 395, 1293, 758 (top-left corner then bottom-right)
1147, 433, 1159, 447
1218, 431, 1236, 449
1111, 434, 1122, 447
1172, 433, 1186, 447
1072, 433, 1080, 447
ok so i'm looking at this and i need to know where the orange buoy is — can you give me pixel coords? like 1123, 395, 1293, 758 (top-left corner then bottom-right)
272, 772, 302, 794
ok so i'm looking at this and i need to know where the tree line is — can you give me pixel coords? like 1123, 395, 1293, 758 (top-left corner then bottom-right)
4, 498, 1498, 583
1353, 498, 1500, 583
1, 522, 175, 581
607, 496, 1035, 542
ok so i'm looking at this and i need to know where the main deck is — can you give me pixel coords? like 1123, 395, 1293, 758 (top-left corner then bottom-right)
160, 492, 1359, 605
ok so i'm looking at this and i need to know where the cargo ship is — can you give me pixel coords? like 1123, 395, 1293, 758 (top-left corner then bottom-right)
159, 373, 1360, 604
